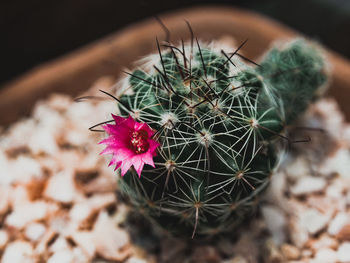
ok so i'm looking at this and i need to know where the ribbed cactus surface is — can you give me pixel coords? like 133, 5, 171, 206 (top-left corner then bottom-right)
108, 39, 326, 237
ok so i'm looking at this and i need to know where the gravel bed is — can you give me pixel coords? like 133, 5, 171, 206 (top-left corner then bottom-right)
0, 76, 349, 263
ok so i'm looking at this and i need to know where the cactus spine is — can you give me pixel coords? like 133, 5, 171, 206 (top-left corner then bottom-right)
111, 38, 327, 237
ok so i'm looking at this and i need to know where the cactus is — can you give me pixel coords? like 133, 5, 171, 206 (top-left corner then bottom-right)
100, 38, 327, 238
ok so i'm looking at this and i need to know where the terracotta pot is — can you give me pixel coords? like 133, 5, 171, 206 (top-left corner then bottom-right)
1, 6, 350, 126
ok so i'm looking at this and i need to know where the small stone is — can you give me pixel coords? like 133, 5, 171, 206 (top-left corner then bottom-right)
69, 193, 116, 229
191, 245, 222, 263
306, 195, 337, 216
326, 183, 344, 199
47, 94, 72, 112
28, 128, 59, 155
265, 172, 287, 205
261, 205, 287, 245
25, 222, 46, 242
337, 242, 350, 262
217, 238, 234, 256
50, 212, 75, 237
49, 236, 71, 253
76, 168, 116, 194
289, 217, 309, 247
34, 229, 56, 255
263, 239, 284, 263
92, 211, 131, 261
309, 234, 338, 251
286, 158, 310, 180
47, 250, 74, 263
87, 193, 116, 210
232, 235, 259, 263
9, 185, 30, 208
69, 202, 91, 224
44, 169, 80, 203
328, 213, 349, 236
302, 249, 313, 258
2, 241, 35, 263
160, 237, 187, 262
65, 129, 90, 147
0, 230, 9, 249
6, 201, 48, 229
299, 208, 329, 235
10, 156, 43, 184
71, 231, 96, 258
314, 248, 337, 263
221, 255, 248, 263
290, 176, 326, 196
281, 244, 300, 260
321, 148, 350, 179
126, 258, 149, 263
72, 247, 90, 263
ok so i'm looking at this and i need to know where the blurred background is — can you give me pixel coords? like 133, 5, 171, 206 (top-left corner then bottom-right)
1, 0, 349, 86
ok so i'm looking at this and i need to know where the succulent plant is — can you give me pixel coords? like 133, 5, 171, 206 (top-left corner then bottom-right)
99, 37, 327, 238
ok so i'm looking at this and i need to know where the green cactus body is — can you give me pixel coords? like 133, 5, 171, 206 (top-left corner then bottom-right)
114, 39, 327, 237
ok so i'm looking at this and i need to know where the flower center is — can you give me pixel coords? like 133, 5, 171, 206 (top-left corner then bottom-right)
129, 130, 149, 154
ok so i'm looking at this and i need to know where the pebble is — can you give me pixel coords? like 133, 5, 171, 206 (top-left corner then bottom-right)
160, 237, 187, 262
49, 236, 71, 253
1, 241, 35, 263
70, 231, 96, 258
299, 208, 329, 235
92, 211, 131, 261
222, 255, 248, 263
326, 183, 344, 199
291, 176, 326, 196
263, 239, 284, 263
321, 149, 350, 180
309, 234, 338, 251
25, 222, 46, 242
281, 243, 300, 260
10, 156, 43, 184
328, 212, 349, 236
286, 158, 310, 180
289, 218, 309, 248
47, 250, 74, 263
28, 128, 59, 155
337, 242, 350, 262
9, 185, 30, 208
261, 205, 286, 245
191, 245, 222, 263
0, 82, 349, 263
44, 169, 78, 203
314, 248, 337, 263
5, 201, 48, 229
265, 172, 287, 205
126, 257, 149, 263
72, 247, 90, 263
0, 230, 9, 249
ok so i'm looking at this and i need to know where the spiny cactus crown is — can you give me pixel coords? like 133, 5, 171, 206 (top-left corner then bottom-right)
110, 38, 326, 237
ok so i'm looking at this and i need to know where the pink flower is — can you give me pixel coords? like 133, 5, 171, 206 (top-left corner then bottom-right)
99, 115, 160, 177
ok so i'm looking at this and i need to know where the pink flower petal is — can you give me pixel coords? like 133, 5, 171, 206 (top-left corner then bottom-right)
130, 156, 144, 177
141, 153, 155, 168
120, 159, 133, 176
99, 115, 160, 178
112, 114, 126, 125
149, 140, 161, 153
